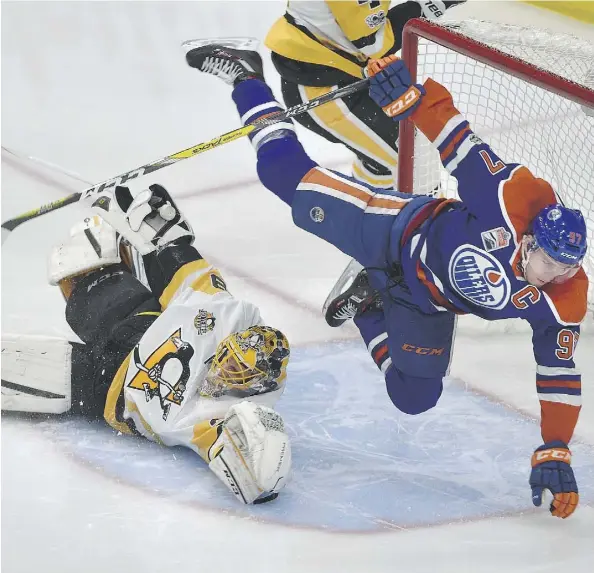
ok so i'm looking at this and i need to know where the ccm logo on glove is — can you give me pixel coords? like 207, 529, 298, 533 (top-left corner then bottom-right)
529, 441, 579, 519
383, 86, 424, 118
532, 448, 571, 464
367, 55, 426, 121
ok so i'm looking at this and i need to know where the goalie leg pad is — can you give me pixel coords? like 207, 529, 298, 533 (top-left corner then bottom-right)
208, 401, 291, 504
66, 264, 160, 345
1, 334, 72, 414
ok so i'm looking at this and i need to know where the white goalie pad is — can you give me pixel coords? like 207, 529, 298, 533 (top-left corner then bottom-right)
209, 401, 291, 504
1, 334, 72, 414
48, 216, 121, 285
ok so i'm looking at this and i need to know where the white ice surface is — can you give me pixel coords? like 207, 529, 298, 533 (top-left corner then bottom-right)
2, 2, 594, 572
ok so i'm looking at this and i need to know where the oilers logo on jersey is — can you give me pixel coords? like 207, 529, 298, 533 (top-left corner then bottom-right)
448, 245, 511, 309
128, 329, 194, 420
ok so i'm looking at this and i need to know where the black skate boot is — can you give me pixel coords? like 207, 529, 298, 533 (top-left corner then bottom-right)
323, 260, 382, 327
183, 38, 264, 86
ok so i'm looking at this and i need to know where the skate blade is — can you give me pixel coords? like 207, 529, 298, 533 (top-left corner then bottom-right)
322, 259, 364, 316
181, 38, 260, 54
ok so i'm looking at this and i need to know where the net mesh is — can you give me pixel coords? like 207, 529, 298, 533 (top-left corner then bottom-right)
404, 20, 594, 318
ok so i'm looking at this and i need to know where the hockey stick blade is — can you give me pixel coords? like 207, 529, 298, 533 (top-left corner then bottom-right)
1, 77, 369, 244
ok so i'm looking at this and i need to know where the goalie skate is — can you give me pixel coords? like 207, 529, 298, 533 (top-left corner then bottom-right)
323, 260, 382, 327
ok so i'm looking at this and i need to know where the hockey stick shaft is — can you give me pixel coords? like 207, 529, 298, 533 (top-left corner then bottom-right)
1, 78, 369, 241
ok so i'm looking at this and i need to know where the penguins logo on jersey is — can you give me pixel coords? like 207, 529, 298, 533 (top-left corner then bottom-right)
194, 309, 216, 335
128, 329, 194, 420
449, 245, 511, 309
365, 10, 386, 28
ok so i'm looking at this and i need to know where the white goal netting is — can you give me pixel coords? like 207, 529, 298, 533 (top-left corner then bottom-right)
400, 19, 594, 320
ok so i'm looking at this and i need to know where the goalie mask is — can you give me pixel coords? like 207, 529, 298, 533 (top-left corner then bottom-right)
202, 326, 290, 398
521, 204, 587, 287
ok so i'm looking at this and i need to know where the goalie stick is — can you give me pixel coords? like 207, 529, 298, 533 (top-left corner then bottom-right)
1, 76, 370, 245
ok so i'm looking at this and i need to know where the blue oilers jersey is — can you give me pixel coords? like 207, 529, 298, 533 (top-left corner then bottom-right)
397, 79, 587, 445
237, 76, 586, 447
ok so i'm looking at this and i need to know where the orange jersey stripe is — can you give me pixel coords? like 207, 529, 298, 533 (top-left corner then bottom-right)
537, 380, 581, 389
302, 168, 370, 203
540, 401, 581, 444
373, 344, 389, 362
416, 261, 466, 314
302, 168, 409, 211
440, 126, 471, 161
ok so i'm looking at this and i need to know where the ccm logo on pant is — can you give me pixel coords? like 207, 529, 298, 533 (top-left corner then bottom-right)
401, 344, 444, 356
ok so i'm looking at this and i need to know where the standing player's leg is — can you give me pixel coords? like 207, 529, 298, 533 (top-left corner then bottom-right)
280, 80, 399, 190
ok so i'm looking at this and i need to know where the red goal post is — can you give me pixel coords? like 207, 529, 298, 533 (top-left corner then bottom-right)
397, 18, 594, 318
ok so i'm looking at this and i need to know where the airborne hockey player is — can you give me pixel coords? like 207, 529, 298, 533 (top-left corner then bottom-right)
265, 1, 466, 190
2, 184, 291, 505
186, 42, 588, 519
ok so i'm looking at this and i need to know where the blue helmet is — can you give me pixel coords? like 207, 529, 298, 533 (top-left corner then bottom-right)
532, 204, 588, 265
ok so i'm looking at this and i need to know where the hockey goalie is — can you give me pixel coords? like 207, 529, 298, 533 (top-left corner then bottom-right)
1, 184, 292, 505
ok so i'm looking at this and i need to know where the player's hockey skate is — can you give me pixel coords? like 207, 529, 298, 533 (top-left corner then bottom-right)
183, 38, 263, 86
322, 260, 382, 327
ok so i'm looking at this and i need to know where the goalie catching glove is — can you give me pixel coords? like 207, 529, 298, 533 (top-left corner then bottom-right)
86, 183, 194, 255
530, 441, 579, 519
208, 401, 292, 504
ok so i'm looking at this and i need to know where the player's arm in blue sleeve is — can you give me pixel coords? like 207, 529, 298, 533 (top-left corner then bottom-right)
408, 78, 558, 225
232, 78, 424, 268
528, 273, 588, 446
525, 269, 588, 519
531, 321, 582, 446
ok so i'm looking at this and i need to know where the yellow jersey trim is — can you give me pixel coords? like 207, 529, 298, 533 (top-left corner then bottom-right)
159, 259, 210, 309
103, 352, 134, 435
